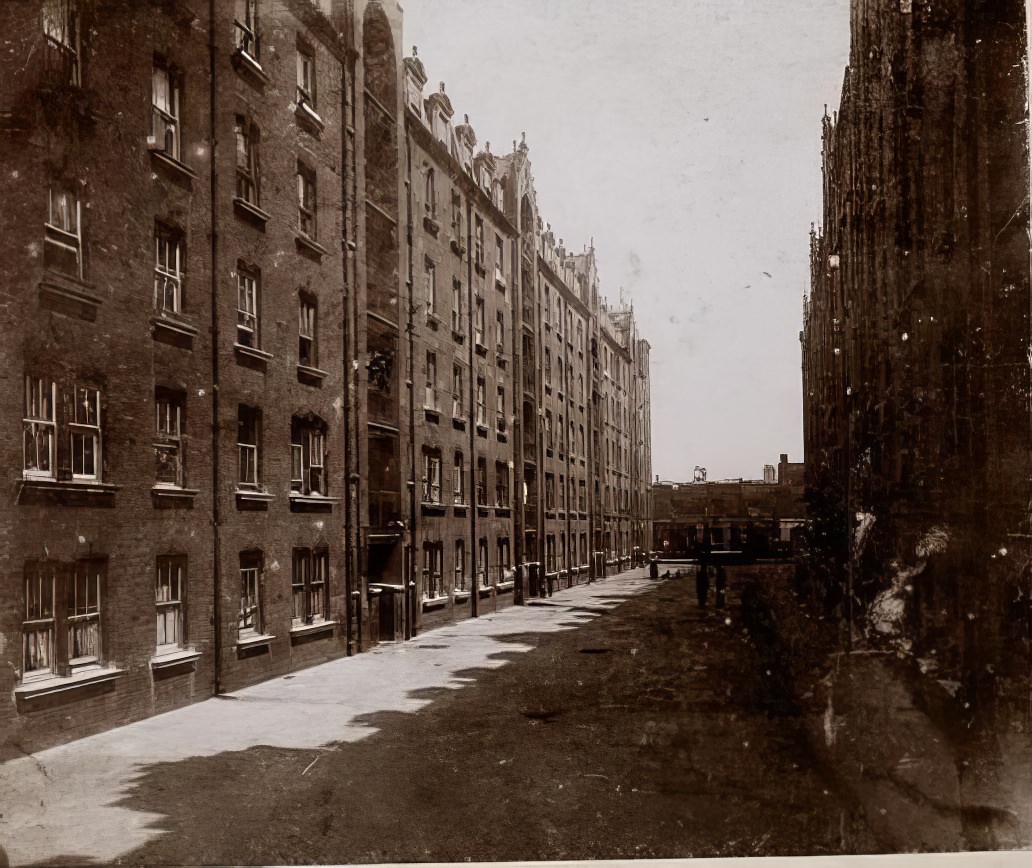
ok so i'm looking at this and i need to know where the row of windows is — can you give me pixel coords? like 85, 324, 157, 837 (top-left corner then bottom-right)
423, 357, 508, 431
422, 537, 511, 599
544, 472, 589, 513
421, 168, 507, 275
424, 266, 508, 349
21, 546, 330, 684
421, 451, 512, 508
543, 532, 592, 574
23, 376, 330, 497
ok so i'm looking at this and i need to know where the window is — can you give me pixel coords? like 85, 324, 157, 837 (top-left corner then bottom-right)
23, 558, 105, 681
474, 297, 485, 346
544, 348, 552, 384
495, 234, 504, 273
156, 556, 186, 652
235, 0, 259, 59
298, 294, 317, 368
453, 452, 465, 504
236, 264, 259, 347
544, 409, 553, 449
297, 163, 316, 238
495, 461, 509, 507
478, 538, 488, 586
474, 214, 484, 267
476, 456, 487, 506
454, 539, 466, 590
451, 191, 462, 237
292, 548, 328, 627
422, 449, 441, 503
45, 186, 83, 278
291, 415, 326, 496
451, 280, 463, 333
42, 0, 81, 86
424, 167, 436, 218
497, 538, 511, 579
154, 224, 183, 313
23, 377, 56, 480
495, 310, 505, 353
452, 364, 463, 418
151, 56, 181, 161
424, 259, 436, 314
476, 377, 486, 427
496, 385, 506, 432
296, 43, 315, 106
155, 390, 185, 487
425, 351, 438, 409
546, 535, 556, 572
237, 405, 261, 489
22, 376, 101, 483
559, 473, 565, 509
235, 117, 259, 205
70, 385, 100, 480
423, 542, 443, 599
545, 473, 555, 510
238, 550, 263, 638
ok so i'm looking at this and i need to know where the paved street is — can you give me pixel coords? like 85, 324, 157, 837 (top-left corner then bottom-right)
2, 567, 882, 865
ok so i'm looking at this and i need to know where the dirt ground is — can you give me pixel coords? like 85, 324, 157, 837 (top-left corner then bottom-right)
110, 568, 880, 865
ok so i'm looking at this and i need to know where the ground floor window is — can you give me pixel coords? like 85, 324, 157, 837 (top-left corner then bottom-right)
156, 555, 186, 652
239, 550, 263, 638
292, 547, 329, 627
454, 539, 466, 591
478, 538, 488, 587
23, 558, 105, 680
423, 541, 443, 598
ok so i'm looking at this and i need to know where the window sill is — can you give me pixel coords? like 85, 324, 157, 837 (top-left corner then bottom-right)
289, 492, 337, 513
426, 312, 442, 331
423, 215, 440, 237
497, 431, 508, 444
451, 329, 466, 344
475, 342, 488, 357
421, 501, 447, 516
149, 149, 197, 185
453, 504, 468, 516
152, 486, 200, 508
496, 580, 515, 592
18, 478, 118, 507
476, 424, 488, 437
450, 238, 465, 257
424, 407, 441, 424
453, 590, 471, 603
232, 48, 270, 87
234, 343, 272, 371
151, 313, 198, 349
38, 272, 101, 321
452, 416, 466, 432
494, 506, 512, 517
295, 100, 324, 136
236, 489, 274, 510
422, 595, 449, 611
237, 632, 275, 650
15, 666, 125, 701
297, 364, 328, 386
295, 232, 329, 261
290, 620, 335, 641
233, 197, 271, 228
478, 585, 493, 598
474, 263, 487, 278
150, 648, 202, 671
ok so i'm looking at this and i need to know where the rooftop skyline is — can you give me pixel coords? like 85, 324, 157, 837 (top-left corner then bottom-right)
401, 0, 852, 481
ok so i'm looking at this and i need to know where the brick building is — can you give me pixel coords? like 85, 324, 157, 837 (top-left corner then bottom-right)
802, 0, 1030, 713
0, 3, 651, 753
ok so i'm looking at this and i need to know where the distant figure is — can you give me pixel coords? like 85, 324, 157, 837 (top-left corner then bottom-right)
715, 563, 727, 608
649, 558, 659, 580
696, 563, 710, 608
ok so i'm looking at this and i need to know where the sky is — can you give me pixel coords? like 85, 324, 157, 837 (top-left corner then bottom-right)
401, 0, 853, 482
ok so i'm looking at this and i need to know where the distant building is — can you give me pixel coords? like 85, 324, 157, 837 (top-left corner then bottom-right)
651, 457, 805, 557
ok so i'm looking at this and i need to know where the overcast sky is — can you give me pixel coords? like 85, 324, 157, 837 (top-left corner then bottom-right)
401, 0, 852, 482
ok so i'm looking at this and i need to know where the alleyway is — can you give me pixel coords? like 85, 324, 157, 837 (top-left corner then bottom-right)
3, 567, 882, 865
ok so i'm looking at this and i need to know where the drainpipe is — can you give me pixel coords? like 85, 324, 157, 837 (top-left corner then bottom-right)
468, 194, 479, 618
208, 0, 222, 695
404, 125, 417, 640
341, 48, 354, 655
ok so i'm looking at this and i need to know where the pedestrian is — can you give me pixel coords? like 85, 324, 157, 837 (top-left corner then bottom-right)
649, 558, 659, 580
715, 563, 727, 608
696, 563, 710, 608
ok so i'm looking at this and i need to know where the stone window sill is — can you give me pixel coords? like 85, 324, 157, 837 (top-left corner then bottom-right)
453, 590, 471, 603
15, 666, 125, 700
234, 343, 272, 371
295, 232, 329, 260
289, 492, 337, 513
150, 648, 202, 671
149, 149, 197, 185
233, 197, 271, 227
151, 313, 199, 349
295, 100, 324, 136
232, 48, 270, 87
290, 620, 335, 640
237, 632, 275, 650
152, 486, 200, 506
496, 581, 515, 592
297, 364, 328, 385
39, 272, 101, 321
422, 595, 449, 611
18, 478, 118, 507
